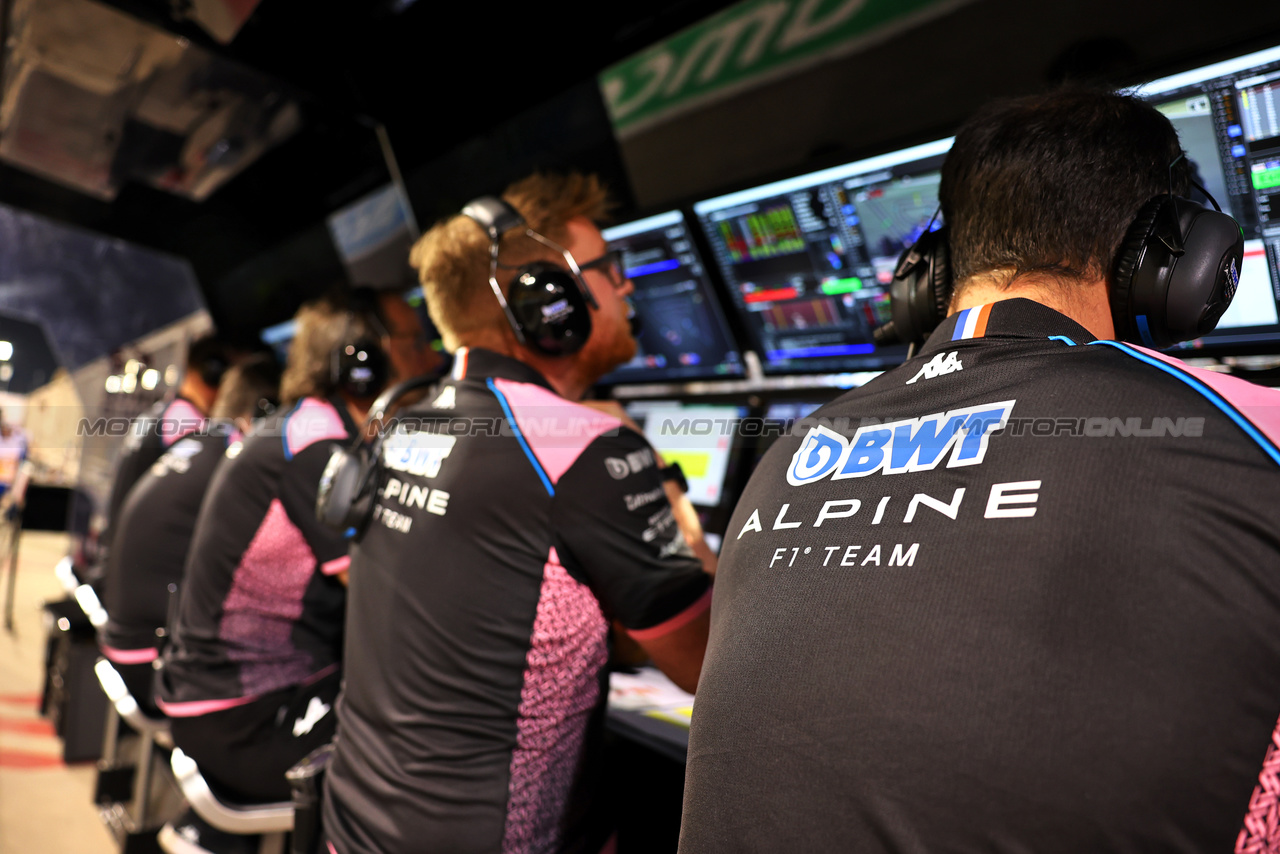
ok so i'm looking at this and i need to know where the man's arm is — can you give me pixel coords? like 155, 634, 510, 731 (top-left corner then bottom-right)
664, 479, 717, 577
553, 422, 713, 693
581, 400, 717, 576
630, 597, 710, 694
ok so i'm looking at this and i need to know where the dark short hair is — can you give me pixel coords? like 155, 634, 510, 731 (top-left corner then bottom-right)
940, 86, 1191, 291
185, 334, 235, 387
211, 353, 282, 421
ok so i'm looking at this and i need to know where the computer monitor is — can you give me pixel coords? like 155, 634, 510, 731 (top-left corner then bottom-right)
746, 399, 830, 470
622, 400, 749, 509
403, 285, 451, 368
259, 318, 297, 365
692, 138, 952, 374
596, 210, 746, 384
1131, 43, 1280, 354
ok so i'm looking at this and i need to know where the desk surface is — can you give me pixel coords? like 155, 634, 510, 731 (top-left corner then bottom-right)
606, 666, 693, 764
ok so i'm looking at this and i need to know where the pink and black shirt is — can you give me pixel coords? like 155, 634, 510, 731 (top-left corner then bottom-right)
322, 348, 712, 854
156, 397, 356, 717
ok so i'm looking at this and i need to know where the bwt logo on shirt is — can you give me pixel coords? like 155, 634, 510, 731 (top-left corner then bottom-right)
605, 448, 655, 480
382, 432, 457, 478
786, 400, 1015, 486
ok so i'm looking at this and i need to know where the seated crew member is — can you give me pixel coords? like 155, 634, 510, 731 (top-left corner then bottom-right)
99, 354, 282, 716
678, 87, 1280, 853
155, 286, 436, 853
321, 173, 716, 854
0, 413, 29, 518
95, 334, 235, 579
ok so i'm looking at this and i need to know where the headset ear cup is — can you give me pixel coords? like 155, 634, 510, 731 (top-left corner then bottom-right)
926, 226, 953, 322
334, 337, 390, 398
888, 226, 952, 347
1110, 196, 1169, 344
317, 446, 368, 531
200, 356, 228, 389
508, 263, 593, 356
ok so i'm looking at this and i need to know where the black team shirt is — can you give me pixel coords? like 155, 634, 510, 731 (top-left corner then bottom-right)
322, 348, 712, 854
102, 395, 206, 556
100, 424, 238, 666
679, 299, 1280, 854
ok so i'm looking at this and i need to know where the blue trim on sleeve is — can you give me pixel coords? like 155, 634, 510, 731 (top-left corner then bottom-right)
486, 378, 555, 496
1090, 340, 1280, 467
280, 399, 305, 461
1048, 335, 1077, 346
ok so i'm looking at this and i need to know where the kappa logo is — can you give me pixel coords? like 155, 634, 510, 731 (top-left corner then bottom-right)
383, 431, 457, 478
786, 399, 1016, 485
292, 696, 330, 737
432, 385, 456, 410
906, 350, 963, 384
605, 447, 655, 480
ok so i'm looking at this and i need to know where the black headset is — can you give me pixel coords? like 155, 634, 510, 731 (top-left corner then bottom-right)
200, 353, 230, 389
461, 195, 595, 357
874, 157, 1244, 352
330, 289, 392, 398
315, 374, 439, 534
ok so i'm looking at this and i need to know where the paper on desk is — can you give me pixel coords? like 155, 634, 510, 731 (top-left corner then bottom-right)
609, 666, 696, 728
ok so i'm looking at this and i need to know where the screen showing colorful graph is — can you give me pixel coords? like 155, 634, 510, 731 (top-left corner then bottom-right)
692, 138, 950, 373
596, 210, 745, 384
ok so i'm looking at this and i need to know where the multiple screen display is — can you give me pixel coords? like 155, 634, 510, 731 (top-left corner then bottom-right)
264, 40, 1280, 383
690, 138, 949, 375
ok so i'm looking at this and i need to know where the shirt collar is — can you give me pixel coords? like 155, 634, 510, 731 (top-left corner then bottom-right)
449, 347, 557, 392
920, 298, 1099, 355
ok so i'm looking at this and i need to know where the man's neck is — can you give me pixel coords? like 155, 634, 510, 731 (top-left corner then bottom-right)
465, 334, 589, 401
177, 377, 215, 415
950, 271, 1116, 340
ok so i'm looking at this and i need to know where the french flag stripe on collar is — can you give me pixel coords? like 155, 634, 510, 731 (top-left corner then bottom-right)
953, 303, 994, 340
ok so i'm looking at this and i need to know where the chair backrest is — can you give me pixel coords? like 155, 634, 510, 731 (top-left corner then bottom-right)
168, 746, 294, 834
92, 658, 171, 744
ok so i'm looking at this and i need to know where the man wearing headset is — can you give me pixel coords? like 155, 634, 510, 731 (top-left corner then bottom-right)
677, 87, 1280, 852
320, 173, 716, 854
100, 354, 281, 717
155, 286, 437, 854
94, 334, 236, 581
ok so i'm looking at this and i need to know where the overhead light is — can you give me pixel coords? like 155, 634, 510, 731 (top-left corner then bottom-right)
0, 341, 12, 361
122, 373, 138, 393
164, 364, 179, 386
105, 375, 122, 393
125, 359, 141, 376
141, 369, 159, 390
